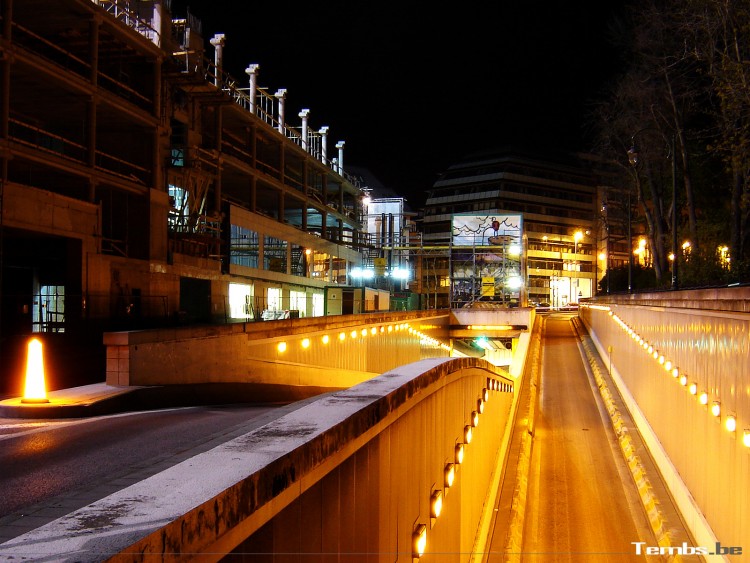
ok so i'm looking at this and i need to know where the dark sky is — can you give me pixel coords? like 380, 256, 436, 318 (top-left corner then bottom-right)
169, 2, 626, 206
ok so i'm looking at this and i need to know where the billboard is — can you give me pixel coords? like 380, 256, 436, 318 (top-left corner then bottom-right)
451, 213, 522, 247
450, 213, 524, 305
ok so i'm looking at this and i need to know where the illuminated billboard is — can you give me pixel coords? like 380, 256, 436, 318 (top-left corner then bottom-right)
451, 213, 523, 247
450, 213, 524, 305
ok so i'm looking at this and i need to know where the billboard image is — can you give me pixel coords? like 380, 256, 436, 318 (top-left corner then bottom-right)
450, 213, 524, 305
451, 213, 523, 247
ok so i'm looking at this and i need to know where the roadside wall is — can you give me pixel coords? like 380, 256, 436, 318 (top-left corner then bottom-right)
580, 291, 750, 554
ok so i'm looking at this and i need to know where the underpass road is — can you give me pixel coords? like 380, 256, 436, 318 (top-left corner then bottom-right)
0, 402, 297, 544
522, 314, 657, 561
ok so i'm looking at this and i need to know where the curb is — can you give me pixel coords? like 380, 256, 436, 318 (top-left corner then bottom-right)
573, 317, 680, 559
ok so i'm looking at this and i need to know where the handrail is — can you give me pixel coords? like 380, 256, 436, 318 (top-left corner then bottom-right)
91, 0, 161, 47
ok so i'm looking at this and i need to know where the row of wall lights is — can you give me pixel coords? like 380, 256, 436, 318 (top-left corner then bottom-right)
608, 310, 750, 448
413, 378, 514, 559
275, 323, 452, 353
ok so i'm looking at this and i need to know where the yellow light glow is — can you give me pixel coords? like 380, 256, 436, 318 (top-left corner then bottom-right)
371, 327, 377, 335
664, 360, 672, 371
680, 375, 688, 386
387, 325, 393, 332
689, 382, 697, 395
478, 399, 484, 414
322, 335, 330, 344
472, 411, 479, 427
361, 328, 368, 336
455, 443, 464, 464
672, 367, 680, 378
351, 330, 358, 339
725, 415, 737, 432
712, 401, 721, 417
699, 392, 709, 405
431, 490, 443, 518
464, 425, 473, 444
444, 463, 455, 488
743, 430, 750, 448
277, 342, 287, 353
413, 524, 427, 558
22, 338, 48, 404
339, 332, 346, 341
301, 338, 310, 349
467, 325, 513, 331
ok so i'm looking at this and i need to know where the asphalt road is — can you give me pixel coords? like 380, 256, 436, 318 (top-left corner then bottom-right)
521, 314, 658, 561
0, 403, 292, 543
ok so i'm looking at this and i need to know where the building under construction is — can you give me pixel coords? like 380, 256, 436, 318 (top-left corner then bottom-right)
0, 0, 373, 391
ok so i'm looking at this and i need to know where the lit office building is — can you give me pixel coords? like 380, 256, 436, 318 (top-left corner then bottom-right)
417, 149, 609, 308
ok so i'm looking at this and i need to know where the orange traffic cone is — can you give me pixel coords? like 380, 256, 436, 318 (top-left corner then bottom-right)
21, 338, 49, 404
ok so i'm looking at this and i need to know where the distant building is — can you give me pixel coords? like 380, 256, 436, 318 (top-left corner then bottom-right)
415, 149, 616, 309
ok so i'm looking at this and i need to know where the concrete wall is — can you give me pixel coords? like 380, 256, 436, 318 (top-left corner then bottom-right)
104, 312, 453, 396
580, 292, 750, 553
226, 360, 515, 561
0, 357, 518, 562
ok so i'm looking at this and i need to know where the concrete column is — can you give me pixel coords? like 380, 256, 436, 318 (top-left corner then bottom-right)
275, 89, 287, 135
245, 64, 259, 114
298, 109, 310, 151
210, 34, 226, 87
319, 126, 329, 164
336, 141, 345, 175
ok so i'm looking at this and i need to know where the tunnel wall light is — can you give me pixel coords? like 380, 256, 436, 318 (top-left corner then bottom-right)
744, 429, 750, 448
430, 490, 443, 520
444, 463, 455, 488
277, 341, 287, 353
699, 391, 709, 405
471, 411, 479, 427
464, 425, 473, 444
712, 401, 721, 417
413, 524, 427, 558
725, 415, 737, 433
455, 443, 464, 464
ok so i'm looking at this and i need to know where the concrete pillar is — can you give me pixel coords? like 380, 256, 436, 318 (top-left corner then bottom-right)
319, 126, 329, 164
299, 109, 310, 151
151, 0, 162, 47
245, 64, 259, 114
336, 141, 345, 175
275, 89, 286, 135
210, 33, 226, 87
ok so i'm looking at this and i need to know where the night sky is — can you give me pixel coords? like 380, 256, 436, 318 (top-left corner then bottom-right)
168, 1, 626, 206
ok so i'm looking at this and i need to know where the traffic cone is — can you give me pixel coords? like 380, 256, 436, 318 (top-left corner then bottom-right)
21, 338, 49, 404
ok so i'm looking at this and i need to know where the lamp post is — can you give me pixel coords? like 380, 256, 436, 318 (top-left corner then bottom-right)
627, 129, 678, 292
573, 230, 583, 302
626, 148, 637, 294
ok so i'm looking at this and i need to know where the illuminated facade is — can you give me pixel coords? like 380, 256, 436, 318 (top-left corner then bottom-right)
0, 0, 369, 387
418, 150, 605, 308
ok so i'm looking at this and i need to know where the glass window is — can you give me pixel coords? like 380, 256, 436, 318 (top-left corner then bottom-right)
229, 225, 259, 268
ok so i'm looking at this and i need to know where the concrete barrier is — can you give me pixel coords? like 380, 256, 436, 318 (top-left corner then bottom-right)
0, 357, 515, 562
